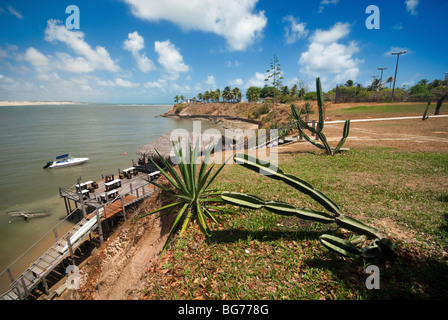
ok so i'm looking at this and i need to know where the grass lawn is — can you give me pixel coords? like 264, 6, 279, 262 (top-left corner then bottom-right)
137, 147, 448, 300
330, 103, 428, 115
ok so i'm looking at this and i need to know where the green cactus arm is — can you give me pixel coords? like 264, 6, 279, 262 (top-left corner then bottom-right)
316, 77, 325, 131
332, 119, 351, 154
319, 234, 361, 259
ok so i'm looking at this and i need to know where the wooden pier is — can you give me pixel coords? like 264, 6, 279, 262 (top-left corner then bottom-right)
0, 167, 160, 300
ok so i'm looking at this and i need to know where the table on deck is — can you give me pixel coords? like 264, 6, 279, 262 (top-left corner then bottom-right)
104, 179, 121, 191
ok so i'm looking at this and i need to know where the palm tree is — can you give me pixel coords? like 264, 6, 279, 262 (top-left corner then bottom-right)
232, 87, 241, 102
222, 86, 231, 102
418, 79, 429, 87
174, 95, 179, 103
345, 80, 354, 87
386, 76, 393, 89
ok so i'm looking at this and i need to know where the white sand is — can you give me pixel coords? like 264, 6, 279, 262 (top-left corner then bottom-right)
0, 100, 80, 106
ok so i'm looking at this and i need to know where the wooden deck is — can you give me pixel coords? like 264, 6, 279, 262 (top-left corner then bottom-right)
1, 169, 160, 300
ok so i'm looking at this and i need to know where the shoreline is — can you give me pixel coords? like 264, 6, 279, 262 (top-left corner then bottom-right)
0, 100, 80, 106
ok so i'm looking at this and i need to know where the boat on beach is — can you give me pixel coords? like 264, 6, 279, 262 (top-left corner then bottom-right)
43, 154, 89, 169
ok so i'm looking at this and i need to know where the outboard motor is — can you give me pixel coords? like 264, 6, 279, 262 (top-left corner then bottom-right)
43, 161, 53, 169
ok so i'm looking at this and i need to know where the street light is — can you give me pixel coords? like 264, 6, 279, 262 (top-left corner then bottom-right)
377, 67, 388, 92
390, 50, 407, 100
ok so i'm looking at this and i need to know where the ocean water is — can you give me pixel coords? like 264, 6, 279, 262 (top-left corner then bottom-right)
0, 103, 219, 292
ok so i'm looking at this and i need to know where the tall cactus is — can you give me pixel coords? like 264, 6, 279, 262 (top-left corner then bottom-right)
291, 77, 350, 155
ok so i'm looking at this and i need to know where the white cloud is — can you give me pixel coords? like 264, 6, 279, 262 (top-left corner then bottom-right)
299, 22, 362, 89
283, 16, 308, 44
405, 0, 419, 15
44, 19, 119, 72
144, 81, 162, 89
246, 72, 266, 88
123, 0, 267, 51
319, 0, 339, 13
154, 40, 190, 80
228, 78, 243, 86
23, 47, 51, 72
8, 6, 23, 19
309, 22, 350, 44
54, 52, 95, 73
115, 77, 139, 87
206, 75, 217, 88
225, 60, 241, 68
123, 31, 156, 73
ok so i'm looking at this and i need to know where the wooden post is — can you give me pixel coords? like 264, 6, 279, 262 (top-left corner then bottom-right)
7, 268, 14, 284
63, 197, 69, 216
311, 120, 316, 137
20, 278, 29, 297
120, 196, 126, 221
315, 123, 320, 141
96, 209, 104, 245
53, 228, 59, 241
78, 191, 86, 218
66, 234, 75, 266
41, 276, 50, 295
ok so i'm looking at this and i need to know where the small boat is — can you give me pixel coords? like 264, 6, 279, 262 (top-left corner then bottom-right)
43, 154, 89, 169
8, 211, 51, 221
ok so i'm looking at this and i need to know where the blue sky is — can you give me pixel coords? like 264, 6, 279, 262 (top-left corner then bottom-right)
0, 0, 447, 103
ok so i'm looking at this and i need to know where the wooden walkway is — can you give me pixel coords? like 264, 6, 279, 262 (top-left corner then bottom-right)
0, 171, 159, 300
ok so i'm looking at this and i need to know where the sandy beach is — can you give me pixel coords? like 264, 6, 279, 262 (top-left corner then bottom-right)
0, 100, 80, 106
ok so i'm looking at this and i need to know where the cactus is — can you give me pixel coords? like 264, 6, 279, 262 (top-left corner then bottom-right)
291, 77, 350, 155
220, 154, 398, 261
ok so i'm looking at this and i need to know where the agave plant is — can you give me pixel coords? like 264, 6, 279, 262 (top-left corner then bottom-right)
291, 77, 350, 155
136, 137, 231, 252
221, 154, 397, 260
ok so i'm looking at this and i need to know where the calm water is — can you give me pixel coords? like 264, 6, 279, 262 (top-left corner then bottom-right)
0, 103, 220, 291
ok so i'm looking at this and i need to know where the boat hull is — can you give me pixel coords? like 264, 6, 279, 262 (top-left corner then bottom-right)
47, 157, 89, 169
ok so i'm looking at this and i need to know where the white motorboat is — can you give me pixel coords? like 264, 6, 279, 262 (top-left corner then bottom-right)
43, 154, 89, 169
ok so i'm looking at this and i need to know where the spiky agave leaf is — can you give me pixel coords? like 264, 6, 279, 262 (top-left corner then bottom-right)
136, 137, 229, 253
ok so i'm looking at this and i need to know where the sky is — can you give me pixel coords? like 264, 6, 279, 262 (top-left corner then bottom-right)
0, 0, 447, 104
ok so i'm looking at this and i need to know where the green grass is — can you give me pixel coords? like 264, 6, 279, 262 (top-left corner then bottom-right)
138, 147, 448, 300
333, 103, 428, 114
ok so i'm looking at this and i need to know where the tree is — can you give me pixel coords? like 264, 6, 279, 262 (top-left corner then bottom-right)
232, 87, 241, 102
174, 95, 180, 103
246, 86, 262, 102
222, 86, 231, 102
435, 83, 448, 115
345, 80, 354, 87
265, 54, 284, 127
386, 76, 393, 89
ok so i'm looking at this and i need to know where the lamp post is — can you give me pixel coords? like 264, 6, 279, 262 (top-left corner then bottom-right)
390, 50, 407, 100
377, 67, 388, 92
